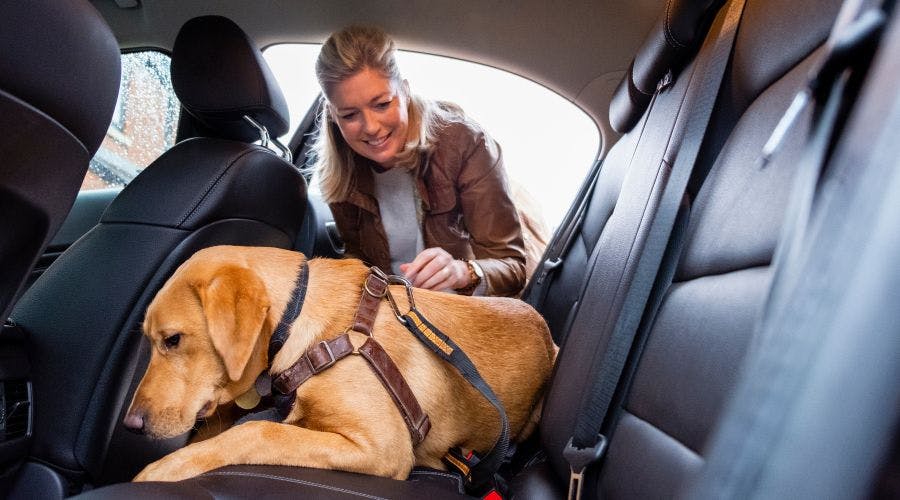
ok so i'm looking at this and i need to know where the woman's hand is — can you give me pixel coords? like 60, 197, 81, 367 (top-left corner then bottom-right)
400, 247, 470, 291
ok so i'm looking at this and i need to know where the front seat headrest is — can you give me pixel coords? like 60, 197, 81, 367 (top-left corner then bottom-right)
0, 1, 121, 154
171, 15, 290, 142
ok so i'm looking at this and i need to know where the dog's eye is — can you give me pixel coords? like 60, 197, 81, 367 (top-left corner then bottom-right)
163, 333, 181, 349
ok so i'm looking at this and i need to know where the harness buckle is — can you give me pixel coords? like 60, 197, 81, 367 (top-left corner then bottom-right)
563, 435, 607, 500
306, 340, 337, 373
364, 270, 389, 298
370, 266, 416, 323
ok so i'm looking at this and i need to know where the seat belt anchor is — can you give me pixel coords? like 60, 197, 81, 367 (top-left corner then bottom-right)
563, 435, 608, 500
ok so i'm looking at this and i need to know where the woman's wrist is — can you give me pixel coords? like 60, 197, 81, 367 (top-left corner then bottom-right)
454, 259, 483, 295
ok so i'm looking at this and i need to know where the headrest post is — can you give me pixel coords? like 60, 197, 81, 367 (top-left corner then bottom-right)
243, 115, 270, 148
271, 137, 294, 164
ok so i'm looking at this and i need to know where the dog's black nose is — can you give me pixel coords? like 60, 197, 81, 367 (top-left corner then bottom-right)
123, 409, 145, 434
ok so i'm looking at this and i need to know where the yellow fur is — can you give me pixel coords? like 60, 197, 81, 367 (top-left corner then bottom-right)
126, 245, 557, 482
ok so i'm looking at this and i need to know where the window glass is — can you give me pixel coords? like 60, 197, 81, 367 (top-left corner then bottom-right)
264, 44, 599, 229
83, 51, 180, 190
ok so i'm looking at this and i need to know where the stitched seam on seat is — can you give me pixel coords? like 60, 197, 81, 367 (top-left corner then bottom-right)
665, 0, 688, 49
203, 471, 391, 499
407, 469, 465, 493
177, 146, 259, 227
0, 87, 91, 155
408, 470, 461, 480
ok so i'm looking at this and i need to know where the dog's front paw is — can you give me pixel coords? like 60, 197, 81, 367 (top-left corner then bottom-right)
133, 446, 217, 482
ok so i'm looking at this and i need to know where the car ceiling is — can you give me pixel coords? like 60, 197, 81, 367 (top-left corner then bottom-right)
90, 0, 664, 147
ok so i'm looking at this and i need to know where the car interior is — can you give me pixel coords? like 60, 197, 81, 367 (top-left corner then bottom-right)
0, 0, 897, 499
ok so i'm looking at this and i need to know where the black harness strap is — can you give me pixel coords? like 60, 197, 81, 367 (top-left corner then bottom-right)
269, 260, 310, 361
269, 260, 309, 419
400, 307, 510, 494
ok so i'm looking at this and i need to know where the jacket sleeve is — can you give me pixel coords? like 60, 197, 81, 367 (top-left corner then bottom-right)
457, 132, 527, 297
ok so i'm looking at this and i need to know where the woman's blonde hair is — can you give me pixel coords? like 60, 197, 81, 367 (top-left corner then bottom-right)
311, 25, 458, 203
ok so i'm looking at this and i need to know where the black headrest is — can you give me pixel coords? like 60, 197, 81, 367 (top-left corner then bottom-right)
609, 0, 725, 133
0, 0, 121, 154
171, 16, 290, 142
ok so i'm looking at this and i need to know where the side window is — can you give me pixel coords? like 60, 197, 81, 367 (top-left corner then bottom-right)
84, 51, 180, 190
263, 44, 599, 229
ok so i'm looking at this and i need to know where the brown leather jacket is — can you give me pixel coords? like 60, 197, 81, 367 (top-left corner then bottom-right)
329, 116, 527, 297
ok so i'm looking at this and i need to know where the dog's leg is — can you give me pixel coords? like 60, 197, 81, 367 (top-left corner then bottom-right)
134, 420, 414, 482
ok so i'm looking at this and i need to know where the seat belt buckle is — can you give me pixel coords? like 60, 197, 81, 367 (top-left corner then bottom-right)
563, 435, 608, 500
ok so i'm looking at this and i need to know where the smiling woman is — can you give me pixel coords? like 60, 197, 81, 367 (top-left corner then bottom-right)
303, 25, 532, 297
263, 43, 600, 229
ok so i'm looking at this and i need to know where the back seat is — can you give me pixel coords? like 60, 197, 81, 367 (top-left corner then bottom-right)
72, 0, 867, 497
522, 0, 841, 496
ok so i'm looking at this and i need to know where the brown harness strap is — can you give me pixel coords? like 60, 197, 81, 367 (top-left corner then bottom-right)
358, 336, 431, 444
351, 271, 383, 335
273, 271, 431, 445
350, 272, 431, 444
272, 334, 354, 394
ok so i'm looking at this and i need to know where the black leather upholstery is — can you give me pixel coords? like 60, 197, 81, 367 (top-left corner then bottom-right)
536, 0, 841, 496
538, 0, 725, 347
77, 465, 470, 500
0, 0, 120, 322
171, 16, 290, 142
597, 0, 840, 496
9, 14, 307, 495
67, 0, 859, 497
103, 138, 302, 235
609, 0, 724, 132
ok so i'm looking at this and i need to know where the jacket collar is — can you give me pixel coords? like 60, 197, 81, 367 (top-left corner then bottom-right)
345, 154, 433, 212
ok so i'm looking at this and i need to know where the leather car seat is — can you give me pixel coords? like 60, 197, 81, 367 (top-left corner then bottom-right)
71, 0, 846, 498
8, 15, 307, 497
0, 0, 120, 324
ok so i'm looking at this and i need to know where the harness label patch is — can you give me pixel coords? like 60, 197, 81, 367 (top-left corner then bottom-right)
409, 311, 454, 356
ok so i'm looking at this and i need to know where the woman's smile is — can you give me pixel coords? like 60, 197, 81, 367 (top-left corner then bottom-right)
328, 67, 409, 167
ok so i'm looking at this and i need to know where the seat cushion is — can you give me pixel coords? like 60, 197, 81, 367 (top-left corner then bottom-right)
74, 465, 471, 500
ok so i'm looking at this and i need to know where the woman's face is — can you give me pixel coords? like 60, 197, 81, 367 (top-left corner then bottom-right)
328, 67, 409, 168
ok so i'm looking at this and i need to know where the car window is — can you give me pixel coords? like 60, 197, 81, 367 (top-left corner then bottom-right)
83, 50, 179, 190
264, 44, 599, 229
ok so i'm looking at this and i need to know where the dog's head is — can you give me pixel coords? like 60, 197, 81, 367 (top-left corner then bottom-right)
123, 255, 272, 438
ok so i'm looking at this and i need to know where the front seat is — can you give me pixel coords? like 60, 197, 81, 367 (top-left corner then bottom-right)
8, 16, 308, 497
0, 0, 120, 324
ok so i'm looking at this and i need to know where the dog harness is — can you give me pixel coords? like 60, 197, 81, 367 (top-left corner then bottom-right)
259, 263, 511, 496
270, 269, 432, 445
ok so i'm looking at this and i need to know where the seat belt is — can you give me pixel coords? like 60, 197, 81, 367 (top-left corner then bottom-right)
760, 0, 885, 319
524, 83, 660, 312
523, 157, 601, 310
682, 1, 888, 497
561, 1, 748, 499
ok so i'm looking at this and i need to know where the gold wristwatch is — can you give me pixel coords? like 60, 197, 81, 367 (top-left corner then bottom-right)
454, 259, 484, 295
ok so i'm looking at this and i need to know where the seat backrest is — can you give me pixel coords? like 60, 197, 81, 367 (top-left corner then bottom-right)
0, 0, 120, 324
9, 15, 308, 495
530, 0, 723, 344
529, 0, 844, 497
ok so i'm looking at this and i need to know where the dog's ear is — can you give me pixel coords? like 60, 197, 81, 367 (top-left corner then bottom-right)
196, 265, 270, 381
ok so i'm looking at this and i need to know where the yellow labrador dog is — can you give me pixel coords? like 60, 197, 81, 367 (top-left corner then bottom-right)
125, 245, 556, 482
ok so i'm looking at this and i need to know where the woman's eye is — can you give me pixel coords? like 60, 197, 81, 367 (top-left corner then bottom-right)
163, 333, 181, 349
339, 111, 357, 120
375, 100, 392, 110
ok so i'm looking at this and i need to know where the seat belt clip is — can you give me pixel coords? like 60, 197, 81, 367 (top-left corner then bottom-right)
563, 435, 608, 500
536, 257, 563, 285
